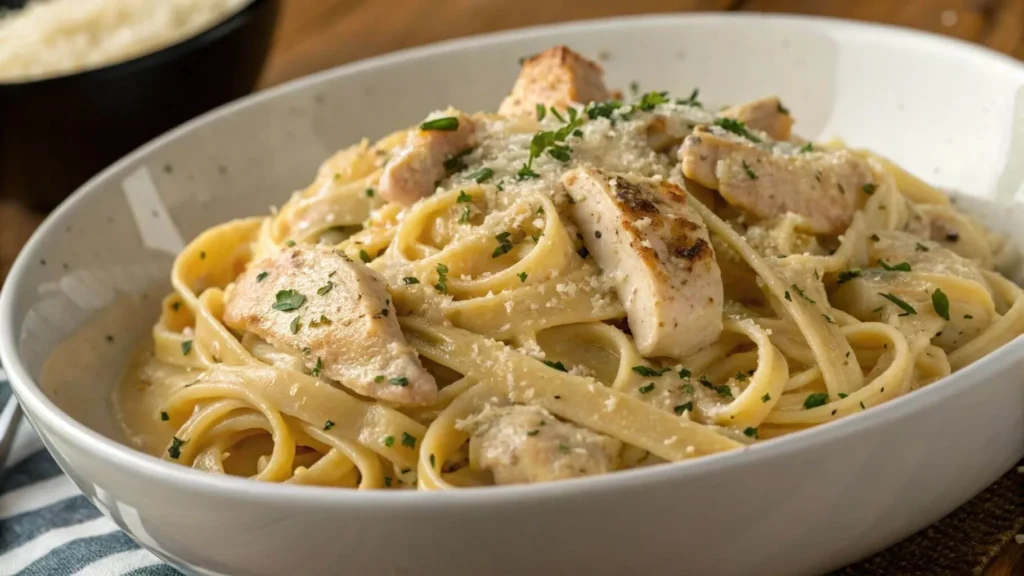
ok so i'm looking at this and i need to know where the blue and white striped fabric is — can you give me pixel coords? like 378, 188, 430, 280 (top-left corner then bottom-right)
0, 370, 182, 576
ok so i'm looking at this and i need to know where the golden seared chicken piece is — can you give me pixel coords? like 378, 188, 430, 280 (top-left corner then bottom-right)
718, 96, 794, 141
681, 125, 874, 235
562, 168, 723, 358
498, 46, 612, 116
378, 109, 476, 206
459, 404, 621, 485
224, 245, 437, 405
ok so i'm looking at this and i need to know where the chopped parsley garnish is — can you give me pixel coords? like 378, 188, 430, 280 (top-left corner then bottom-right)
312, 357, 323, 377
784, 290, 792, 301
577, 246, 589, 259
536, 104, 546, 121
803, 393, 829, 409
678, 88, 702, 108
550, 107, 565, 122
518, 272, 528, 282
838, 393, 848, 399
699, 375, 714, 389
862, 182, 877, 195
586, 99, 623, 120
358, 249, 371, 263
799, 142, 814, 153
316, 282, 333, 296
878, 292, 917, 316
403, 276, 420, 285
516, 165, 540, 180
964, 314, 974, 319
715, 384, 733, 398
632, 365, 670, 377
459, 205, 472, 224
456, 190, 472, 203
374, 375, 385, 383
285, 240, 296, 247
289, 316, 301, 334
324, 420, 335, 431
594, 231, 602, 239
932, 288, 950, 320
468, 167, 494, 183
384, 476, 392, 487
743, 427, 758, 438
558, 443, 571, 454
434, 263, 449, 294
946, 232, 960, 242
878, 260, 912, 272
637, 91, 669, 111
681, 384, 694, 394
526, 429, 540, 436
543, 360, 568, 372
365, 188, 375, 198
256, 271, 269, 282
160, 411, 169, 421
518, 111, 584, 177
761, 393, 771, 403
678, 368, 691, 379
429, 454, 436, 468
638, 383, 656, 394
860, 401, 866, 410
713, 117, 761, 143
870, 233, 881, 242
401, 432, 417, 448
777, 101, 790, 114
790, 284, 816, 303
310, 315, 331, 327
272, 289, 306, 311
837, 269, 862, 284
735, 372, 748, 382
741, 160, 758, 180
492, 232, 514, 258
301, 347, 311, 355
629, 81, 640, 96
915, 242, 930, 252
822, 314, 836, 324
674, 402, 693, 415
168, 436, 188, 459
420, 116, 459, 131
181, 340, 192, 356
383, 435, 395, 447
380, 308, 389, 317
389, 377, 409, 387
171, 301, 182, 312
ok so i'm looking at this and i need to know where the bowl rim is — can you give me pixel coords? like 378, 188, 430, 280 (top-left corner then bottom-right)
2, 11, 1023, 508
0, 0, 271, 87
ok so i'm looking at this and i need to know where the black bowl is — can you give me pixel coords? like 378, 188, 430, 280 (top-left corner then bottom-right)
0, 0, 279, 210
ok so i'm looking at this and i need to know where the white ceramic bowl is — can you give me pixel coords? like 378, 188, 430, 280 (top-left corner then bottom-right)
3, 14, 1024, 576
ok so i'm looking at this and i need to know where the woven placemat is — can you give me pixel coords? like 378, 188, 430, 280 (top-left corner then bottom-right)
836, 459, 1024, 575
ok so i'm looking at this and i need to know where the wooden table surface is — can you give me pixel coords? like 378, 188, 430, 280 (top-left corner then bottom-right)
2, 1, 1023, 573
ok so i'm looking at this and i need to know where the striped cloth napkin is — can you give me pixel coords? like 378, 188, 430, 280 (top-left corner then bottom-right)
0, 370, 181, 576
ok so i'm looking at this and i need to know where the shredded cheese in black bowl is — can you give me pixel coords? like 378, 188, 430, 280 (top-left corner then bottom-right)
0, 0, 279, 209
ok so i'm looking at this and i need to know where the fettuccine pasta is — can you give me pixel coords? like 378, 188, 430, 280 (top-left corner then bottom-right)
115, 46, 1024, 490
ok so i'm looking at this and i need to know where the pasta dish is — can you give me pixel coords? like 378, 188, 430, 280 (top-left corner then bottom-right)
116, 46, 1024, 490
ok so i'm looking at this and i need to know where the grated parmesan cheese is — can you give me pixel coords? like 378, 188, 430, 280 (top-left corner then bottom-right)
0, 0, 250, 82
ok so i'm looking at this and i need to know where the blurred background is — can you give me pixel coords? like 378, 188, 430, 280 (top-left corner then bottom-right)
3, 0, 1023, 281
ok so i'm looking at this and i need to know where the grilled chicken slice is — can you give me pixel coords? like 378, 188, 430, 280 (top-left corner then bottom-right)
561, 168, 724, 358
224, 245, 437, 405
378, 109, 475, 206
681, 126, 873, 235
459, 404, 620, 485
498, 46, 611, 117
718, 97, 793, 141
